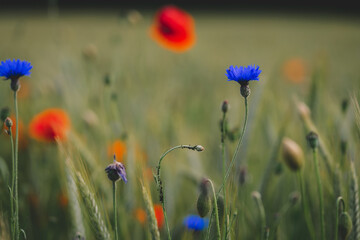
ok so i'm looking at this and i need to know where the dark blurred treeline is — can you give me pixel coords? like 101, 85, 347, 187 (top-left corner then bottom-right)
0, 0, 360, 15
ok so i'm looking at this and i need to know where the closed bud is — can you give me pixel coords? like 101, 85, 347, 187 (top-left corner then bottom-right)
221, 100, 229, 113
194, 145, 204, 152
216, 195, 225, 223
197, 193, 211, 217
282, 138, 304, 171
4, 117, 13, 129
306, 131, 319, 150
339, 211, 352, 240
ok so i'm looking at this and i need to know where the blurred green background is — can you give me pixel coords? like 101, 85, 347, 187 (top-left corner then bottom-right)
1, 9, 360, 239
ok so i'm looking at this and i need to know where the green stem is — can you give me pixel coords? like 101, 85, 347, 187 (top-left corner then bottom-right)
221, 112, 229, 239
297, 172, 316, 240
207, 97, 249, 240
218, 97, 248, 195
209, 179, 221, 240
14, 90, 20, 240
253, 192, 266, 240
155, 145, 202, 240
335, 197, 345, 240
313, 148, 325, 240
9, 127, 15, 240
113, 181, 118, 240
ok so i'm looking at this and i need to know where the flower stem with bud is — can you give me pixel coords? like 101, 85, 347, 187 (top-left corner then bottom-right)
155, 144, 204, 240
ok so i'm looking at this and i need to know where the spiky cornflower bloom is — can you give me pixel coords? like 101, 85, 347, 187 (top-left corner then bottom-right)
183, 215, 209, 231
225, 64, 261, 98
105, 155, 128, 183
0, 59, 32, 92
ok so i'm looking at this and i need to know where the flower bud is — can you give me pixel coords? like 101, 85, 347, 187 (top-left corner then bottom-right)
4, 117, 13, 129
282, 138, 304, 171
221, 100, 229, 114
194, 145, 204, 152
339, 211, 352, 240
306, 131, 319, 150
197, 178, 211, 217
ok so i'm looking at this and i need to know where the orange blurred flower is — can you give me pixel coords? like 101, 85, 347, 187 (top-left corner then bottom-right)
108, 140, 127, 162
3, 115, 27, 149
282, 58, 307, 84
58, 192, 69, 209
134, 208, 147, 225
134, 204, 164, 229
29, 108, 70, 142
150, 5, 196, 53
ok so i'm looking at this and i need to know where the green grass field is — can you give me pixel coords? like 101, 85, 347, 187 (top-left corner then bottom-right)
1, 9, 360, 240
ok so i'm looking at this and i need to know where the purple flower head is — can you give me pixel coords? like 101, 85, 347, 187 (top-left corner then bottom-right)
105, 155, 127, 183
225, 65, 261, 83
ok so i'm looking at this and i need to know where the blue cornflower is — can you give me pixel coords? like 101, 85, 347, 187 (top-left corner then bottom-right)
225, 64, 261, 84
183, 215, 209, 231
105, 155, 128, 183
0, 59, 32, 91
226, 64, 261, 98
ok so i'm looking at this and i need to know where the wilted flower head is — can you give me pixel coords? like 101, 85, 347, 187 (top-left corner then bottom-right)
225, 65, 261, 84
29, 108, 70, 142
0, 59, 32, 91
150, 5, 196, 53
105, 155, 128, 183
183, 215, 209, 231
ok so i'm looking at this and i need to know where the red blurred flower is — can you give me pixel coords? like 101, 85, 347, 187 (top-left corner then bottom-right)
150, 5, 196, 53
154, 204, 164, 229
134, 204, 164, 229
29, 108, 70, 142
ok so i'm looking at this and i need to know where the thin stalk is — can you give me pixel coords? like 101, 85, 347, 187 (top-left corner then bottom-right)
207, 97, 249, 240
297, 172, 316, 240
113, 182, 118, 240
335, 197, 345, 240
253, 192, 266, 240
313, 148, 325, 240
218, 97, 248, 195
8, 127, 15, 240
221, 112, 229, 239
209, 179, 221, 240
14, 90, 20, 240
155, 145, 203, 240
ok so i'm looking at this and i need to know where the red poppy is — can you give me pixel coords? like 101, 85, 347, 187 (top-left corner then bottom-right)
150, 5, 196, 53
29, 108, 70, 142
134, 204, 164, 229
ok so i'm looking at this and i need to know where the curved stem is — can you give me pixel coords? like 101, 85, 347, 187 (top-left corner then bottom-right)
14, 90, 20, 240
113, 181, 118, 240
335, 197, 345, 240
313, 148, 325, 240
208, 179, 221, 240
297, 172, 316, 240
155, 145, 202, 240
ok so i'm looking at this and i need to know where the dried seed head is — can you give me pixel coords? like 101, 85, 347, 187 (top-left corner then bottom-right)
306, 131, 319, 150
339, 211, 352, 240
105, 155, 127, 183
282, 137, 304, 171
